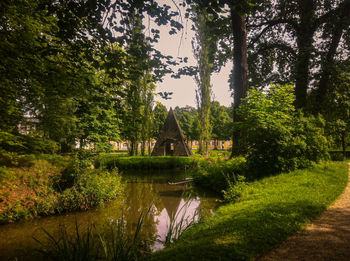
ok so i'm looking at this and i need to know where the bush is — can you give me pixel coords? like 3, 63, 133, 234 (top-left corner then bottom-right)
0, 155, 123, 223
0, 132, 58, 166
22, 135, 59, 154
59, 150, 96, 189
237, 85, 329, 177
330, 151, 346, 161
193, 157, 247, 194
222, 175, 247, 203
58, 169, 123, 212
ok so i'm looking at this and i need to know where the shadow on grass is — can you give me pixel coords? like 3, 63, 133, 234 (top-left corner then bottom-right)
149, 200, 328, 261
257, 206, 350, 260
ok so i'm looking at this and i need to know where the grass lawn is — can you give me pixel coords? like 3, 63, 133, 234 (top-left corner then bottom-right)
149, 161, 349, 261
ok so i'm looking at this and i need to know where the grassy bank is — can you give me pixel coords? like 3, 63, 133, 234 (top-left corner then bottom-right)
0, 154, 124, 224
150, 161, 349, 261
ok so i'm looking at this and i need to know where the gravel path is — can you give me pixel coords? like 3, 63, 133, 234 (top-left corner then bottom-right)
258, 163, 350, 261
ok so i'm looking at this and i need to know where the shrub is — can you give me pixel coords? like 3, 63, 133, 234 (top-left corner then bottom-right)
237, 85, 329, 177
59, 150, 96, 189
193, 157, 247, 193
58, 169, 123, 212
222, 175, 247, 203
330, 151, 346, 161
0, 132, 58, 166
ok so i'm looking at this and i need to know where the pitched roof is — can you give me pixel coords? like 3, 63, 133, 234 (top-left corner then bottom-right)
151, 108, 193, 156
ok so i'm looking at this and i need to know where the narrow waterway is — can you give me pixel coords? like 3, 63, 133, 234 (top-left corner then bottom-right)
0, 170, 219, 260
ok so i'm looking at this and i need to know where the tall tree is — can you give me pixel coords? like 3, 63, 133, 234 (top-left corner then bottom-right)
192, 6, 216, 155
248, 0, 350, 108
230, 3, 249, 156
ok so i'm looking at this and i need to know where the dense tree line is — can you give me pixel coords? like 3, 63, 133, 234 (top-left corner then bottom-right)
1, 0, 349, 161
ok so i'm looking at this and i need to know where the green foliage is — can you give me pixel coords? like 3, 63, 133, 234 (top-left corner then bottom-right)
237, 85, 329, 177
151, 162, 349, 261
174, 106, 199, 141
153, 103, 168, 138
58, 169, 123, 212
330, 151, 346, 161
96, 156, 197, 171
0, 155, 123, 224
193, 157, 247, 194
0, 132, 59, 166
222, 175, 247, 203
210, 101, 232, 141
323, 63, 350, 153
59, 150, 96, 189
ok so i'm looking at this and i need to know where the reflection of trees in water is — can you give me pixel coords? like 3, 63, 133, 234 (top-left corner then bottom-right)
0, 177, 219, 260
120, 182, 160, 251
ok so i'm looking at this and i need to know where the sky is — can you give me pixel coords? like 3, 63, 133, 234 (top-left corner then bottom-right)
152, 3, 233, 109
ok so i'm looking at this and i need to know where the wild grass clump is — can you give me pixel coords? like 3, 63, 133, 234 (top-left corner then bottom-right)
96, 156, 198, 171
35, 210, 151, 261
35, 221, 98, 261
162, 200, 200, 248
150, 161, 349, 261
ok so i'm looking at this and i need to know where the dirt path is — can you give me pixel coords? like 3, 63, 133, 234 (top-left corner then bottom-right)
258, 163, 350, 261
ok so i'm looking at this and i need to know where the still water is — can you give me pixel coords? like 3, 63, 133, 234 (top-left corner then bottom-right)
0, 170, 219, 260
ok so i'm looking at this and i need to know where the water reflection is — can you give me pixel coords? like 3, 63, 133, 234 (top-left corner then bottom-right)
0, 171, 219, 260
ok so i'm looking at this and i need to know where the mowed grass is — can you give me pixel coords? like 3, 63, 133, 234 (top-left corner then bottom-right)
149, 162, 349, 261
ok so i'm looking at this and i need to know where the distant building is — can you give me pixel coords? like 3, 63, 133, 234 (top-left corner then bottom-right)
151, 108, 193, 156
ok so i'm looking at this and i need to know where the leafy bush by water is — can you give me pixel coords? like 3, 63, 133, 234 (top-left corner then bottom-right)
193, 157, 247, 194
58, 169, 123, 212
222, 175, 248, 203
0, 154, 124, 223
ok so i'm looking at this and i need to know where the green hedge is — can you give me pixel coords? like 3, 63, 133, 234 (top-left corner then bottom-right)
95, 155, 199, 170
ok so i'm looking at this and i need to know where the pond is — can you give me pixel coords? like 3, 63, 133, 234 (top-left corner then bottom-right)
0, 170, 219, 260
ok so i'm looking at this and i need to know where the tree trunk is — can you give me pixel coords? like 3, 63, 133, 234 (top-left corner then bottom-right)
130, 141, 138, 156
148, 139, 152, 156
294, 0, 315, 109
141, 140, 145, 156
230, 7, 248, 157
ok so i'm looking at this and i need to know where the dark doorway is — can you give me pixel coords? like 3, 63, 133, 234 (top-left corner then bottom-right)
165, 142, 175, 156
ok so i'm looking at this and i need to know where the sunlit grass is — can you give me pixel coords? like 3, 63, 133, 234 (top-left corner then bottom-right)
150, 161, 349, 261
